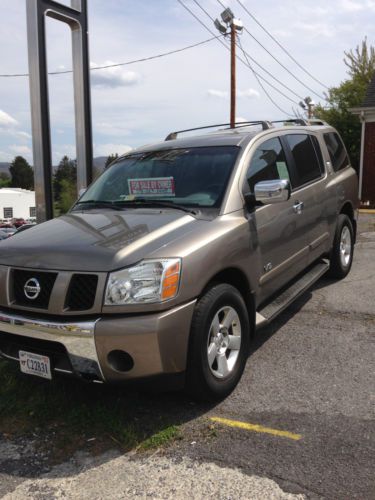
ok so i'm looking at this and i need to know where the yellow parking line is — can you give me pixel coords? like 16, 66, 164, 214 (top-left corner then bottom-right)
210, 416, 302, 441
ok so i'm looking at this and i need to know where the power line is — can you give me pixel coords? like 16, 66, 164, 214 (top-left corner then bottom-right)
237, 38, 292, 117
234, 0, 330, 90
191, 0, 302, 102
215, 0, 325, 101
178, 0, 298, 113
0, 35, 222, 78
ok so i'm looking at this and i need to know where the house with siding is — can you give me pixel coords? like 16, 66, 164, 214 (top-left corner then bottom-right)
351, 73, 375, 208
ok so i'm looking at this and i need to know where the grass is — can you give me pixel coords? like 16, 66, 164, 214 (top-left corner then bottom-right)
0, 360, 187, 461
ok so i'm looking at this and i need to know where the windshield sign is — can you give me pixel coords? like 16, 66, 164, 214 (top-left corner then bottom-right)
127, 177, 175, 197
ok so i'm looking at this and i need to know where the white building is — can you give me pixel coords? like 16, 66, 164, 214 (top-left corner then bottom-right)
0, 188, 36, 221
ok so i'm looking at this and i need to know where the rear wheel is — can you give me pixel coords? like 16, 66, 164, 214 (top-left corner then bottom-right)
328, 214, 354, 279
185, 283, 250, 401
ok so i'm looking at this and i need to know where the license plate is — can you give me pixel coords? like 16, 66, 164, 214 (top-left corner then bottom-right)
19, 350, 52, 380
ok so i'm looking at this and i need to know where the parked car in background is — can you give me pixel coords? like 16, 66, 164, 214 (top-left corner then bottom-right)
0, 119, 359, 400
0, 227, 16, 238
11, 218, 27, 228
0, 225, 16, 237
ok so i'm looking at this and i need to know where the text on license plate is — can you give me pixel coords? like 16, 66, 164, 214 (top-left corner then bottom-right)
19, 350, 52, 380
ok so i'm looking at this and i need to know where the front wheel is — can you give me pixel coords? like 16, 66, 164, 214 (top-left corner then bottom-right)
185, 284, 250, 401
328, 214, 354, 279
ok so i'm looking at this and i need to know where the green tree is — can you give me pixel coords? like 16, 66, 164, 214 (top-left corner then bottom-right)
9, 156, 34, 189
315, 38, 375, 171
53, 155, 77, 214
105, 153, 118, 168
58, 178, 77, 214
0, 172, 10, 188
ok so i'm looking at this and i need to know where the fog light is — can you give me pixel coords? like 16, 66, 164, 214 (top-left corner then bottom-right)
107, 350, 134, 372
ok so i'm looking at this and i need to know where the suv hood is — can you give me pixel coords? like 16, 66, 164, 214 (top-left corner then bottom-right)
0, 210, 202, 272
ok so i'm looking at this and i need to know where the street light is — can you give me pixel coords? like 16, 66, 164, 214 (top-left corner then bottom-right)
214, 9, 244, 127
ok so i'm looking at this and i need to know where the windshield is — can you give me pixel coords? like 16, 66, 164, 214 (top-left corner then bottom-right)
76, 146, 239, 209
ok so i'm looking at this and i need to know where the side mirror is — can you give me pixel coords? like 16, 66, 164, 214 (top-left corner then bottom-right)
254, 179, 291, 205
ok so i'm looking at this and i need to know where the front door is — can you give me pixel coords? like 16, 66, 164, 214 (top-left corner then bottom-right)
244, 136, 310, 302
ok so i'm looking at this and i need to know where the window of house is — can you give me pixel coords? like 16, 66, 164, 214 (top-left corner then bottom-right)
245, 137, 291, 192
3, 207, 13, 219
323, 132, 349, 172
30, 207, 36, 218
285, 134, 322, 187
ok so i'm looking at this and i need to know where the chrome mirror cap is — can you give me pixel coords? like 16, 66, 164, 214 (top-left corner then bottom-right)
254, 179, 291, 204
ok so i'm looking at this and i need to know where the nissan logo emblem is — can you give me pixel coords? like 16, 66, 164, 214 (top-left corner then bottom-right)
24, 278, 41, 300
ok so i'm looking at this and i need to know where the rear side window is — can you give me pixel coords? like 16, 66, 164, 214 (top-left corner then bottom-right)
285, 134, 322, 187
323, 132, 349, 172
246, 137, 291, 192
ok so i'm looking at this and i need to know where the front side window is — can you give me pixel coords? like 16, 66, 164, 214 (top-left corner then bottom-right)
286, 134, 322, 187
324, 132, 349, 171
77, 146, 239, 209
245, 137, 291, 192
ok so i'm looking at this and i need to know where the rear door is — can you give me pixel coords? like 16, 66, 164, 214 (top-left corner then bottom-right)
282, 133, 330, 265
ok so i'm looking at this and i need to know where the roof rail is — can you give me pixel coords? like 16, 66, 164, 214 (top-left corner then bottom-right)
272, 118, 327, 126
165, 121, 272, 141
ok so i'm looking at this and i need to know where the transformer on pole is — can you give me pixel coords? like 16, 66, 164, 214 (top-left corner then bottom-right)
26, 0, 93, 222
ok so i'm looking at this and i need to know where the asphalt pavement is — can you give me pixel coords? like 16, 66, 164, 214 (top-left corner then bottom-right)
1, 214, 374, 499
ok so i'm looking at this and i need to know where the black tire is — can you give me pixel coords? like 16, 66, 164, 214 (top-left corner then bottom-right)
328, 214, 354, 279
185, 283, 250, 402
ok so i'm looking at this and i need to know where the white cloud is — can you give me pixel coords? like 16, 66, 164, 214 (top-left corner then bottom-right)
94, 143, 133, 157
294, 21, 334, 38
238, 88, 260, 99
15, 131, 32, 140
9, 144, 32, 156
95, 122, 132, 137
235, 116, 249, 123
0, 109, 18, 128
207, 89, 228, 99
340, 0, 364, 11
90, 62, 141, 88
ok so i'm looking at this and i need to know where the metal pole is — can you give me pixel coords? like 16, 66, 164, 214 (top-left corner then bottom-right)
230, 23, 236, 128
26, 0, 54, 222
26, 0, 93, 222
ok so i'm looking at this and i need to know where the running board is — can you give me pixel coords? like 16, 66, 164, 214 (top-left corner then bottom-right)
256, 260, 330, 329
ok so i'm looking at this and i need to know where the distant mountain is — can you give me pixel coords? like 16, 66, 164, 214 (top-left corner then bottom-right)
0, 163, 10, 176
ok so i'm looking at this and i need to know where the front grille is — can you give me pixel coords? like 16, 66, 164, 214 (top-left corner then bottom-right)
65, 274, 98, 311
12, 270, 57, 309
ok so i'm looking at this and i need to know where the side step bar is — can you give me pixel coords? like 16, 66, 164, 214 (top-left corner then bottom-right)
256, 260, 330, 329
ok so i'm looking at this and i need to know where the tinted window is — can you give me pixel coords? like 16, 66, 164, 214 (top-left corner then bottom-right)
324, 132, 349, 171
286, 134, 322, 187
246, 137, 291, 192
78, 146, 239, 208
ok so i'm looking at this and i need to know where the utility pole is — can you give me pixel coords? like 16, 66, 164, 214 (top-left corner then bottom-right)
230, 23, 236, 128
214, 9, 243, 128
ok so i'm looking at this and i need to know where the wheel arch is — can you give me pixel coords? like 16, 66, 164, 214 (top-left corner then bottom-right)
339, 201, 357, 243
200, 267, 256, 337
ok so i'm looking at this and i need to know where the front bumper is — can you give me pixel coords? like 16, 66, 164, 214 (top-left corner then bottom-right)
0, 300, 196, 383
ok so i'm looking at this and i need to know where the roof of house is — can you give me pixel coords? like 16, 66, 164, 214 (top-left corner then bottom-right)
362, 72, 375, 107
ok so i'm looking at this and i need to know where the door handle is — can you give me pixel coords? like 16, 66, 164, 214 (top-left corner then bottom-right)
293, 201, 304, 214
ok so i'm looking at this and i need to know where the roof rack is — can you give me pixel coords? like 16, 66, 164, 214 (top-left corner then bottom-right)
272, 118, 327, 126
165, 121, 273, 141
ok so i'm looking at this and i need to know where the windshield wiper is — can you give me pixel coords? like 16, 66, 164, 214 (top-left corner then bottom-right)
74, 200, 124, 211
115, 199, 199, 215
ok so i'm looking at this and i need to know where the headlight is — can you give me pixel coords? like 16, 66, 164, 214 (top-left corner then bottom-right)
105, 258, 181, 305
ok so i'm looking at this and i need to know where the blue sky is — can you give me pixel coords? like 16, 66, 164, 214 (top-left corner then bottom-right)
0, 0, 374, 164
